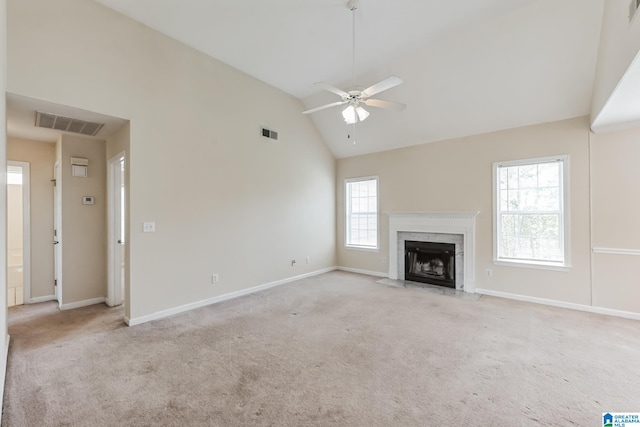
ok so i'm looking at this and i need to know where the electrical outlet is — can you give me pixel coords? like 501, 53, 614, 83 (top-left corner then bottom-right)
486, 269, 493, 278
382, 257, 387, 264
143, 221, 156, 233
211, 274, 219, 283
306, 256, 310, 264
291, 259, 296, 267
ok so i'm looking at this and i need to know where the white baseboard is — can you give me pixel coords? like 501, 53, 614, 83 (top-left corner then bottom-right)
60, 297, 106, 311
0, 335, 10, 426
337, 266, 388, 278
126, 267, 338, 327
28, 295, 57, 304
475, 288, 640, 321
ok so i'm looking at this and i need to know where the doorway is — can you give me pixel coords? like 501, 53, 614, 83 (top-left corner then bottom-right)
7, 161, 31, 307
108, 152, 126, 307
53, 161, 62, 305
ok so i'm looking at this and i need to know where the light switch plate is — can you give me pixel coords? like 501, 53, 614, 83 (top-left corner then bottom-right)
143, 222, 156, 232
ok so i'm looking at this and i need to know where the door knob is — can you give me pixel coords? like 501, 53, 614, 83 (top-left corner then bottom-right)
118, 240, 124, 244
53, 241, 59, 245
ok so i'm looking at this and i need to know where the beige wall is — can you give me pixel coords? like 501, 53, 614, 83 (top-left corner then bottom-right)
59, 135, 107, 304
338, 117, 597, 307
8, 138, 55, 299
590, 127, 640, 313
106, 122, 129, 161
7, 0, 335, 321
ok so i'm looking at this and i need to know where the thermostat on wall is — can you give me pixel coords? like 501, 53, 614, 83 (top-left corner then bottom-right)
82, 196, 95, 205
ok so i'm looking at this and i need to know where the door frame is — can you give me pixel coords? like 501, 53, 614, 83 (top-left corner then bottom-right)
53, 161, 62, 306
7, 161, 31, 305
107, 151, 126, 307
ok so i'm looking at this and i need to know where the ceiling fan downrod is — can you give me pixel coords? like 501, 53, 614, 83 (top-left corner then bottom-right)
348, 0, 359, 85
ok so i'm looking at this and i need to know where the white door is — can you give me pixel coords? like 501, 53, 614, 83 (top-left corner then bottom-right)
108, 152, 126, 307
53, 162, 62, 306
7, 161, 30, 306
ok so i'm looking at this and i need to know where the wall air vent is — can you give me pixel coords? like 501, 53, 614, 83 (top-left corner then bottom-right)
261, 127, 278, 140
35, 112, 105, 137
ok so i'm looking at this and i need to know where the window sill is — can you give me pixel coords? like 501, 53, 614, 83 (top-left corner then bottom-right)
493, 259, 571, 272
345, 245, 379, 253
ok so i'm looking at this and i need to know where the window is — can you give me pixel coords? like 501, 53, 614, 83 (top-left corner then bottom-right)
345, 176, 378, 249
493, 156, 569, 269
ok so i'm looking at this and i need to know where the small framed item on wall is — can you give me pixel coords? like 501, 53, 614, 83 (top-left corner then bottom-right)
72, 165, 87, 177
71, 157, 89, 177
82, 196, 95, 205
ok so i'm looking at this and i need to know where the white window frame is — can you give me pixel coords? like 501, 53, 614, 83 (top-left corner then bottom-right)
345, 176, 379, 251
492, 155, 570, 271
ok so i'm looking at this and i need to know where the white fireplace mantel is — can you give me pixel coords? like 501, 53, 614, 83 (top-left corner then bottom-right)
386, 211, 479, 293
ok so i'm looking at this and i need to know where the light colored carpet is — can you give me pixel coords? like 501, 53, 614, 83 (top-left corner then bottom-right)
3, 271, 640, 426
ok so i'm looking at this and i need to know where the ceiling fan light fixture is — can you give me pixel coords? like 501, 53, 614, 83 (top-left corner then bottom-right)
356, 106, 369, 122
301, 0, 405, 129
342, 105, 357, 124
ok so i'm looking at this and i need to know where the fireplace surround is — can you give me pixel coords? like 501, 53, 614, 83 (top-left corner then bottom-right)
386, 212, 479, 293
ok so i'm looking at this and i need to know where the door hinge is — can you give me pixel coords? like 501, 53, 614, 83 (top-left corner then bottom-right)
51, 179, 56, 186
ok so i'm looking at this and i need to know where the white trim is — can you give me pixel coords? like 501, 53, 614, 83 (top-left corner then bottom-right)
476, 288, 640, 321
7, 161, 31, 304
492, 259, 571, 272
107, 151, 126, 308
386, 211, 479, 293
0, 335, 9, 425
53, 161, 62, 307
345, 176, 379, 250
344, 245, 380, 253
126, 267, 337, 326
592, 247, 640, 256
337, 266, 388, 278
492, 155, 571, 269
60, 297, 106, 311
28, 295, 57, 304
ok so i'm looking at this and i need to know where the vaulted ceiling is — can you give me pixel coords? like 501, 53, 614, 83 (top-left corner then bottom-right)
92, 0, 605, 158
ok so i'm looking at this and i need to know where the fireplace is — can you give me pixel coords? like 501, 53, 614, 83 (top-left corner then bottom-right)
387, 212, 479, 293
405, 241, 456, 288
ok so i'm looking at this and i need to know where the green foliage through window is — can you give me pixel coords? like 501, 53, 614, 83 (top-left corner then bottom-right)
495, 157, 566, 265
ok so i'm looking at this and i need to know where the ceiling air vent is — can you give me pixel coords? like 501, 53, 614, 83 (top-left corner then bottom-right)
35, 112, 105, 137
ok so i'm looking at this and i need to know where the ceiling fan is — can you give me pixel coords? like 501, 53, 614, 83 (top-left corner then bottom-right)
302, 0, 406, 124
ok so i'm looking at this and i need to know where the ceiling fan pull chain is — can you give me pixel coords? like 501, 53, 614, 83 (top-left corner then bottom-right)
352, 122, 357, 145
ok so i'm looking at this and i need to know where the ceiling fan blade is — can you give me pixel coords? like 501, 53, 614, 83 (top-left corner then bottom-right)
315, 82, 349, 98
363, 98, 407, 111
303, 100, 348, 115
362, 75, 403, 98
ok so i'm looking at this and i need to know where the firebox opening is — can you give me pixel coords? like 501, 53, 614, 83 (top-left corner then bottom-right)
405, 240, 456, 288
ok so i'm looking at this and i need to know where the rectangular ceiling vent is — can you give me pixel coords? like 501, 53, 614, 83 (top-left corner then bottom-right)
631, 0, 640, 22
261, 127, 278, 140
35, 112, 105, 137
